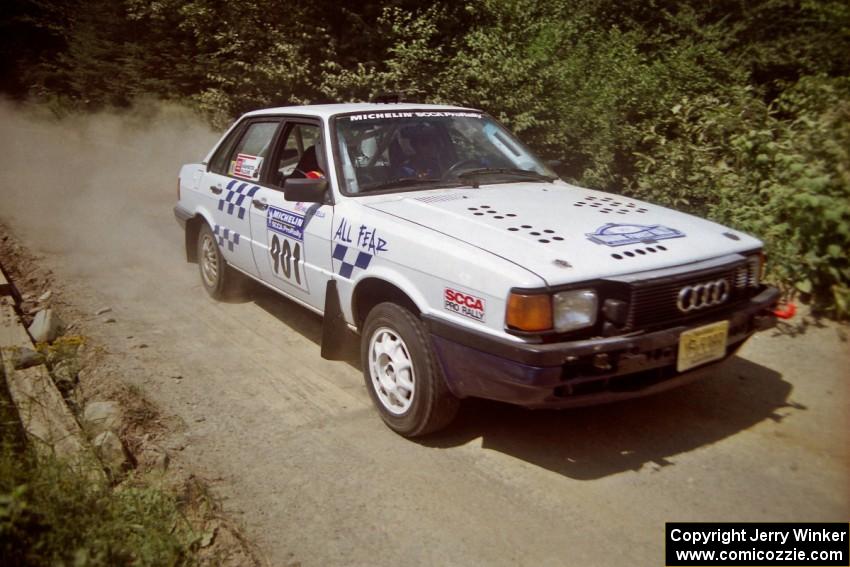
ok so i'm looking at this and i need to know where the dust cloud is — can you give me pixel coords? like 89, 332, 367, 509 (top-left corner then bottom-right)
0, 99, 219, 293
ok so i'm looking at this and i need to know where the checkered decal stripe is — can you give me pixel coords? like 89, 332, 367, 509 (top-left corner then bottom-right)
217, 180, 259, 220
214, 224, 240, 252
333, 244, 372, 279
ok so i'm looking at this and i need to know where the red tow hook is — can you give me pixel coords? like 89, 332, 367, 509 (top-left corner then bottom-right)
773, 302, 797, 319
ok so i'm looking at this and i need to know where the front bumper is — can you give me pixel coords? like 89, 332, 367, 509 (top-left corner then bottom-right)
173, 204, 192, 228
425, 286, 779, 408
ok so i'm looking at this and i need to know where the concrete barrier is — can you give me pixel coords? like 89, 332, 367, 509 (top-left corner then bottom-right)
0, 269, 102, 476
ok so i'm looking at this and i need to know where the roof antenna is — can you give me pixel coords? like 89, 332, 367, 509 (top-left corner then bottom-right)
373, 93, 402, 104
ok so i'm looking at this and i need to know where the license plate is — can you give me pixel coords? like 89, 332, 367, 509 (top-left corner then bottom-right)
677, 320, 729, 372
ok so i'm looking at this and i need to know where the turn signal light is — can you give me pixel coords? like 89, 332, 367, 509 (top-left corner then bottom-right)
506, 293, 553, 332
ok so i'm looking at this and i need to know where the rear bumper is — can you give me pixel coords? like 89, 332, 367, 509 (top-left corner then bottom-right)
426, 286, 779, 408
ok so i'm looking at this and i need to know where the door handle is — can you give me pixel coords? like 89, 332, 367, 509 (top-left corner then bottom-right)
252, 198, 268, 211
210, 185, 223, 194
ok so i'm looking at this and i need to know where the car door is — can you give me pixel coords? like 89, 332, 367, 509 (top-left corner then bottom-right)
201, 118, 282, 276
247, 118, 334, 311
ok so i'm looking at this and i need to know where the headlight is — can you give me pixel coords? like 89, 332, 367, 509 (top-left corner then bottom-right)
553, 289, 598, 332
506, 288, 598, 333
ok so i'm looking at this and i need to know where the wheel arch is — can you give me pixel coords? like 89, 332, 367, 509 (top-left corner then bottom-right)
184, 210, 217, 263
352, 276, 425, 330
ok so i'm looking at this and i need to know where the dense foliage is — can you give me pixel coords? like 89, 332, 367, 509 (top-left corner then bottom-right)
2, 0, 848, 314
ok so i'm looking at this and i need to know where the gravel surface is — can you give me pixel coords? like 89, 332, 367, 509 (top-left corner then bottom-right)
1, 103, 847, 566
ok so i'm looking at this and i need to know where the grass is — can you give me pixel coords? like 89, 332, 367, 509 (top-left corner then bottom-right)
0, 373, 200, 566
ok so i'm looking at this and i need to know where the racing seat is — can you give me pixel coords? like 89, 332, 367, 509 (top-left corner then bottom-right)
388, 138, 406, 180
291, 145, 324, 178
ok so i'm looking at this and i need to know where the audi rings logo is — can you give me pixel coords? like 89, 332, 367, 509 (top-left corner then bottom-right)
676, 279, 730, 312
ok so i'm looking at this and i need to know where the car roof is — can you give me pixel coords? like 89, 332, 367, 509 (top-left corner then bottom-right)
242, 102, 482, 120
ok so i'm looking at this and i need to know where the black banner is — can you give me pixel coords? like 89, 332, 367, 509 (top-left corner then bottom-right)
666, 523, 849, 566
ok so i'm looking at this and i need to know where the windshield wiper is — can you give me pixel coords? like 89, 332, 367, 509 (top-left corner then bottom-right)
367, 177, 446, 191
455, 168, 556, 187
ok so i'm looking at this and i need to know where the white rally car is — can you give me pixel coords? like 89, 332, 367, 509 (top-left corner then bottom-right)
175, 102, 779, 436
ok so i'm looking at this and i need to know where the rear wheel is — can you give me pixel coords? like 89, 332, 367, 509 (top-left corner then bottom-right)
361, 302, 459, 437
197, 223, 236, 299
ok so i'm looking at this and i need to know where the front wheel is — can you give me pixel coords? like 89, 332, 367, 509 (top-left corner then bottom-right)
361, 303, 459, 437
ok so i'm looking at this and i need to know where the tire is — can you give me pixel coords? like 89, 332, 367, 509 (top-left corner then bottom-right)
361, 302, 460, 437
196, 223, 237, 300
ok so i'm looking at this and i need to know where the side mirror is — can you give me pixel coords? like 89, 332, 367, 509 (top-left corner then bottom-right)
284, 177, 328, 203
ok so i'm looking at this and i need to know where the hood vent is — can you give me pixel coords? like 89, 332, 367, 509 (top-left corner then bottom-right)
574, 195, 648, 215
415, 193, 466, 203
610, 245, 668, 260
505, 223, 564, 244
465, 204, 566, 244
466, 204, 516, 220
466, 205, 564, 244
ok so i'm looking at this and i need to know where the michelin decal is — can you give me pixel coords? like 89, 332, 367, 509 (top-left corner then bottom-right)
348, 111, 481, 121
267, 207, 305, 241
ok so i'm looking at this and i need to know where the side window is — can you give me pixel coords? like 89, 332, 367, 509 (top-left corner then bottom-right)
224, 121, 279, 181
271, 123, 325, 187
209, 123, 245, 174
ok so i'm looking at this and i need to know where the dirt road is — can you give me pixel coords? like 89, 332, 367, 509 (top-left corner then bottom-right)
1, 104, 847, 566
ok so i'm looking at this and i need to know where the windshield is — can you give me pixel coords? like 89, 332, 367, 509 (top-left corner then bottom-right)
333, 110, 557, 194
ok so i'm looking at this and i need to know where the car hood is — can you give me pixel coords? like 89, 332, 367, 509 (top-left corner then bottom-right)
364, 181, 762, 286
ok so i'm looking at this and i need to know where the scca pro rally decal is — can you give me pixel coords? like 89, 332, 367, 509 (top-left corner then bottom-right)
332, 218, 388, 279
586, 223, 685, 247
444, 288, 486, 322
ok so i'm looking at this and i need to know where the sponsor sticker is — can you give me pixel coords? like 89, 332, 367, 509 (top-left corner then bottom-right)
334, 218, 388, 254
348, 111, 482, 122
586, 223, 685, 247
267, 207, 305, 241
268, 232, 308, 291
231, 153, 263, 179
294, 201, 326, 218
444, 288, 486, 322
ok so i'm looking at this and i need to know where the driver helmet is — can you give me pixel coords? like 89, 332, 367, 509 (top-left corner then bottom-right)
399, 124, 440, 155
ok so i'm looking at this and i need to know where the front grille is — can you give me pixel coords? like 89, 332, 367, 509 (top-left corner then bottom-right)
625, 258, 759, 330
